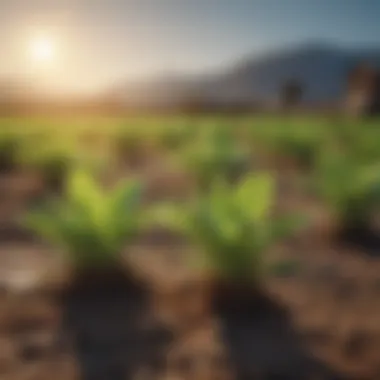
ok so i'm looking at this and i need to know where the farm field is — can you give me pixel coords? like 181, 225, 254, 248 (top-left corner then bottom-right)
0, 114, 380, 380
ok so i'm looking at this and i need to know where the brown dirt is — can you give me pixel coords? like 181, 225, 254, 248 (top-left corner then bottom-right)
1, 155, 380, 380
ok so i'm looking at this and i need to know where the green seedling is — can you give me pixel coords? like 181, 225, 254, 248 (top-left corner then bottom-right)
314, 147, 380, 232
18, 137, 78, 191
156, 122, 195, 152
178, 125, 251, 192
18, 134, 108, 192
152, 172, 305, 283
0, 128, 24, 172
113, 126, 148, 166
271, 126, 323, 170
23, 167, 147, 270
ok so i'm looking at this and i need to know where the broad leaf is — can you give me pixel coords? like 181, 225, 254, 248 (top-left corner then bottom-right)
235, 173, 275, 222
23, 167, 147, 269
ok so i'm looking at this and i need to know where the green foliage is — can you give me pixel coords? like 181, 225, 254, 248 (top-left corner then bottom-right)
270, 124, 323, 169
152, 173, 304, 282
23, 168, 147, 269
18, 135, 107, 191
329, 123, 380, 165
353, 131, 380, 164
155, 122, 197, 152
0, 128, 24, 171
113, 126, 148, 164
179, 125, 251, 191
314, 147, 380, 228
28, 146, 74, 183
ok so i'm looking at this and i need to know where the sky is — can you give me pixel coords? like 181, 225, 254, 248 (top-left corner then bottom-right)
1, 0, 380, 95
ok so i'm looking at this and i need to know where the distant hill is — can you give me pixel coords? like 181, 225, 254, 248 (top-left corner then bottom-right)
0, 79, 38, 102
112, 41, 380, 108
2, 41, 380, 111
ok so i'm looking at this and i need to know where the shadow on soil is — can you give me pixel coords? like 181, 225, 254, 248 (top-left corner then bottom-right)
0, 224, 41, 244
338, 227, 380, 258
218, 292, 350, 380
59, 272, 173, 380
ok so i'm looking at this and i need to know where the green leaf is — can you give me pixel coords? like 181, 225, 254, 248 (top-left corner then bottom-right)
109, 178, 144, 217
235, 172, 275, 222
270, 214, 308, 241
23, 166, 146, 269
23, 211, 63, 245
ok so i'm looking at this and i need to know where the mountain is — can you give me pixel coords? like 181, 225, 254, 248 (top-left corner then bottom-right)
113, 41, 380, 108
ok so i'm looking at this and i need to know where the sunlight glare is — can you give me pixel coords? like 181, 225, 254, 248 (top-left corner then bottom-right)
29, 35, 56, 64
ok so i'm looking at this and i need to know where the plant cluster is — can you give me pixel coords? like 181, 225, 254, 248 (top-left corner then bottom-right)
23, 165, 303, 287
9, 116, 380, 293
24, 168, 147, 270
0, 127, 25, 172
177, 124, 251, 192
314, 146, 380, 232
112, 125, 151, 166
151, 173, 303, 282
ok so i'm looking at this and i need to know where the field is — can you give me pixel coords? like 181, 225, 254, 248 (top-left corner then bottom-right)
0, 114, 380, 380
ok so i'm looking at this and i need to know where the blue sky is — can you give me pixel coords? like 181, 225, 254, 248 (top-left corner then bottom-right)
1, 0, 379, 94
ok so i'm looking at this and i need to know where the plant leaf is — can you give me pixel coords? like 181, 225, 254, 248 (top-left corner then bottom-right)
235, 172, 275, 222
270, 214, 308, 241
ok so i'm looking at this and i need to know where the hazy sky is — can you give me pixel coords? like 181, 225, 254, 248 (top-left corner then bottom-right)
1, 0, 379, 95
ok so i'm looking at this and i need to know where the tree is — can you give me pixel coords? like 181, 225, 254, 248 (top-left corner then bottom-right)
281, 79, 303, 109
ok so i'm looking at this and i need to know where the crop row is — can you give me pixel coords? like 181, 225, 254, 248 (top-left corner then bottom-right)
0, 115, 377, 310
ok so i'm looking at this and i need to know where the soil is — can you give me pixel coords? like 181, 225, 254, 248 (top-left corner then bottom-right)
1, 150, 380, 380
336, 226, 380, 257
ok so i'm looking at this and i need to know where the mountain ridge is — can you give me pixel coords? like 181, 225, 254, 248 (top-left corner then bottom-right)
113, 41, 380, 107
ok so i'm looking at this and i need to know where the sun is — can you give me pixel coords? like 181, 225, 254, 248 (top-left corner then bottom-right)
29, 35, 56, 63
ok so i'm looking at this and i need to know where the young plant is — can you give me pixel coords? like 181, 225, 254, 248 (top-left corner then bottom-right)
153, 173, 304, 287
156, 123, 193, 152
17, 135, 78, 192
113, 126, 149, 167
0, 128, 23, 173
178, 125, 251, 192
271, 126, 322, 170
23, 168, 147, 275
334, 127, 380, 166
314, 147, 380, 237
